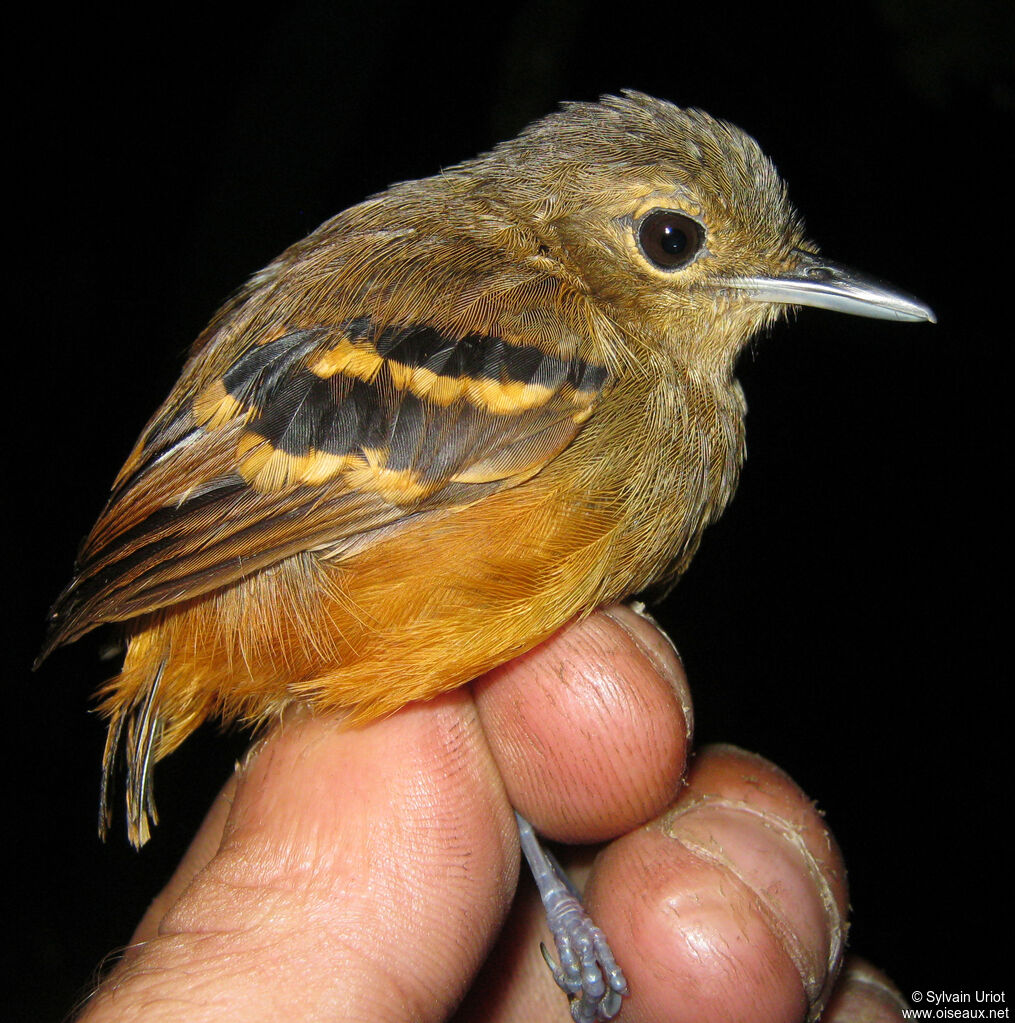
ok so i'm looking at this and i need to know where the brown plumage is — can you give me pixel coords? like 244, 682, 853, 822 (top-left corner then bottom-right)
40, 91, 932, 848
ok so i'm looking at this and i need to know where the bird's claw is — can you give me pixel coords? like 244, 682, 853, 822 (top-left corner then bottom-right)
540, 923, 627, 1021
516, 812, 628, 1021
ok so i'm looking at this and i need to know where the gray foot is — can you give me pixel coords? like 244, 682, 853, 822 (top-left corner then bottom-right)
515, 812, 628, 1021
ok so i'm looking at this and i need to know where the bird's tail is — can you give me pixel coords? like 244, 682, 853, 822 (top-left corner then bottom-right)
99, 656, 166, 847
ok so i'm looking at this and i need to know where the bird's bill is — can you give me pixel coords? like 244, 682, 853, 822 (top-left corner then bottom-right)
726, 249, 936, 323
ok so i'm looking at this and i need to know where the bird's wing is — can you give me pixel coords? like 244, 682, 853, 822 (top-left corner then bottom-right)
42, 316, 608, 654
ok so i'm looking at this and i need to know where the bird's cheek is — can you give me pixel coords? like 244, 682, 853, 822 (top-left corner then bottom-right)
548, 225, 629, 296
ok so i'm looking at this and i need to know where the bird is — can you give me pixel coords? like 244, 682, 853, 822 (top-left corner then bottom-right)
39, 91, 933, 1021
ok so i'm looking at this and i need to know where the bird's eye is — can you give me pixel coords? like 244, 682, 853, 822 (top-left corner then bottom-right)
637, 210, 703, 270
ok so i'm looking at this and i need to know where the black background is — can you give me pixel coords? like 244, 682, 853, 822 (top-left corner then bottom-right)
11, 1, 1010, 1019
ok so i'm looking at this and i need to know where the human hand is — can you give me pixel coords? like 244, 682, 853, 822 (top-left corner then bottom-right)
78, 605, 907, 1022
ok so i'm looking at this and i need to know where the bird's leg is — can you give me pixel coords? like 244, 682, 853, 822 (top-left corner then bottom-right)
515, 812, 628, 1021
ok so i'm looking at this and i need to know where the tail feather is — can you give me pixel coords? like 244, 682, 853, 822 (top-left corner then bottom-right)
99, 658, 166, 847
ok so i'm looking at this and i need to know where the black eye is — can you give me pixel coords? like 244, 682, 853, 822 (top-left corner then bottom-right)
637, 210, 703, 270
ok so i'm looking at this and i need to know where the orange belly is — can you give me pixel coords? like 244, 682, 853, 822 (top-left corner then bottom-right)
105, 479, 624, 767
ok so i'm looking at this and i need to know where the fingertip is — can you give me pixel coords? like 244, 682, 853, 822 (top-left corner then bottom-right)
474, 606, 691, 842
604, 603, 692, 744
822, 957, 910, 1023
580, 745, 848, 1023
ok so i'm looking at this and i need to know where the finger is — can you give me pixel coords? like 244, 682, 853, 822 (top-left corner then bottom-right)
468, 744, 849, 1023
589, 744, 849, 1022
822, 957, 910, 1022
473, 604, 692, 842
129, 773, 238, 947
82, 692, 517, 1023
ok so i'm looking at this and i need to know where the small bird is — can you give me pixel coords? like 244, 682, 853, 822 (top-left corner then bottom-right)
40, 91, 933, 1020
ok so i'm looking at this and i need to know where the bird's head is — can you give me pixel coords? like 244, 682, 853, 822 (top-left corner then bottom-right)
451, 91, 934, 373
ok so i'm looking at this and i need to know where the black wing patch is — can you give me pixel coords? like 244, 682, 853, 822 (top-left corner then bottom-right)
194, 318, 607, 496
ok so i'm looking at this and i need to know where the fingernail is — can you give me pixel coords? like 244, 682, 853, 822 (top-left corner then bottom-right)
661, 751, 847, 1016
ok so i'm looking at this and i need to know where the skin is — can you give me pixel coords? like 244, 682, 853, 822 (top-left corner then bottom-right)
76, 606, 909, 1023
